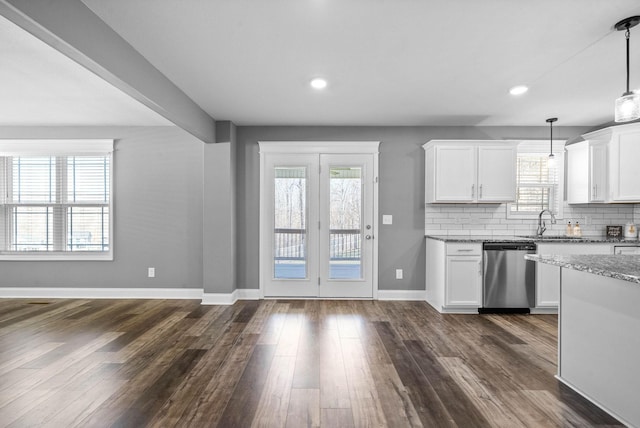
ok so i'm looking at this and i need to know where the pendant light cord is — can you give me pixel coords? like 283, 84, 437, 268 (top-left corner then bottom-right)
626, 27, 631, 94
546, 117, 557, 157
550, 120, 553, 155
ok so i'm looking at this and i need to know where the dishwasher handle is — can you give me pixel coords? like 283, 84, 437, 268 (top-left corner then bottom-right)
483, 242, 536, 251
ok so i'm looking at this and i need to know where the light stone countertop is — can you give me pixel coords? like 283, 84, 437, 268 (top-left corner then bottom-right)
525, 254, 640, 285
425, 234, 640, 244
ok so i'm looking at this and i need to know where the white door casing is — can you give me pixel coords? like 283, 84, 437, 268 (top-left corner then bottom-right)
259, 141, 379, 299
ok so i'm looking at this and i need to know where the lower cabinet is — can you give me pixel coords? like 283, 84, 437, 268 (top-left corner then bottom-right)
535, 243, 612, 309
426, 238, 482, 313
427, 238, 620, 314
445, 256, 482, 306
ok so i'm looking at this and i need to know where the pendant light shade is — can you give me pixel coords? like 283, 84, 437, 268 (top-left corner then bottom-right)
547, 117, 557, 168
615, 92, 640, 122
614, 16, 640, 123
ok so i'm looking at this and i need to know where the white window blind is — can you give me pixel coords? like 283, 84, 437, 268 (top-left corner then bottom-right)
508, 140, 565, 219
0, 140, 113, 260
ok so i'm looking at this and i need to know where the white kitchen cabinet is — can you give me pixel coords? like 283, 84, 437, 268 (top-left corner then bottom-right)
535, 243, 612, 309
608, 126, 640, 201
572, 123, 640, 203
477, 145, 518, 201
426, 238, 482, 313
566, 141, 607, 203
445, 255, 482, 306
430, 144, 476, 202
590, 143, 607, 202
424, 140, 518, 203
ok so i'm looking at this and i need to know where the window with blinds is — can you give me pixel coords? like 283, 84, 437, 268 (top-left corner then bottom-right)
0, 140, 113, 260
507, 141, 564, 219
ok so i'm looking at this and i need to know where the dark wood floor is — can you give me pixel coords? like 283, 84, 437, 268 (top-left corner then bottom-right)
0, 298, 622, 427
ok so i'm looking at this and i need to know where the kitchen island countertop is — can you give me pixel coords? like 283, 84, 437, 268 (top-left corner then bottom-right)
524, 254, 640, 285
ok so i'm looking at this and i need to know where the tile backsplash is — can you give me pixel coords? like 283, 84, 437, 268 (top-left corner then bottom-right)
425, 203, 639, 237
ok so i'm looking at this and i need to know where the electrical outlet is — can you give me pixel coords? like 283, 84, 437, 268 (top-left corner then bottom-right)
395, 269, 403, 280
382, 215, 393, 225
148, 267, 155, 278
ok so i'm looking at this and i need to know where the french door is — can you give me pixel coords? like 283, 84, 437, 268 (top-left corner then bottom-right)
259, 142, 378, 298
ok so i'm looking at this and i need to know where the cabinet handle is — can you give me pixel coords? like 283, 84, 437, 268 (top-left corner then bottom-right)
457, 249, 474, 252
592, 185, 596, 199
471, 184, 475, 198
479, 184, 483, 198
595, 184, 598, 198
478, 260, 482, 275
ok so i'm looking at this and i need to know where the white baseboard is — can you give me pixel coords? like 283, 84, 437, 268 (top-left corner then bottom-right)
0, 287, 202, 300
530, 307, 558, 314
1, 287, 428, 304
377, 289, 426, 301
201, 288, 261, 305
236, 288, 261, 300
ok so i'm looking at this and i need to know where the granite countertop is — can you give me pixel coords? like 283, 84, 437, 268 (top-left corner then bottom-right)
425, 234, 640, 244
525, 254, 640, 284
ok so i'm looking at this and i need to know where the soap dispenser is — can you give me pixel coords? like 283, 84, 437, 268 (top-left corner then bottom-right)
573, 221, 582, 237
566, 221, 573, 236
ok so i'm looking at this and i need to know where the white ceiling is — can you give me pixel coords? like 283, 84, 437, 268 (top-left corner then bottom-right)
0, 14, 170, 127
4, 1, 640, 127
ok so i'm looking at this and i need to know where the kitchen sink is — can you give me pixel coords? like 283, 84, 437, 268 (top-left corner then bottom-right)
517, 235, 584, 240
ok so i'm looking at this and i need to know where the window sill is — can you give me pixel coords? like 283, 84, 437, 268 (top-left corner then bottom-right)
0, 252, 113, 261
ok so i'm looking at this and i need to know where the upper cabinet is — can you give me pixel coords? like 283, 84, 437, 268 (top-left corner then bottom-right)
608, 125, 640, 201
566, 140, 607, 203
423, 140, 518, 203
567, 123, 640, 204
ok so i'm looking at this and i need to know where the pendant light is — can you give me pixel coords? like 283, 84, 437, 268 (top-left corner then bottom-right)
614, 16, 640, 122
546, 117, 557, 167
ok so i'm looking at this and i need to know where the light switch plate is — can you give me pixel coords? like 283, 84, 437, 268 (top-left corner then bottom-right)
382, 215, 393, 225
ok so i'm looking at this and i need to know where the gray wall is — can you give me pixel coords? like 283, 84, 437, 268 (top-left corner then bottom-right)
0, 126, 204, 289
236, 125, 591, 291
0, 124, 594, 294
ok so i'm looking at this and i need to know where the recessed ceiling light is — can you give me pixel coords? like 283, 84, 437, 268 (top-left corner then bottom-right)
310, 78, 328, 90
509, 85, 529, 96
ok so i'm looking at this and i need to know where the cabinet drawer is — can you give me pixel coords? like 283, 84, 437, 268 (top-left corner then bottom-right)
446, 243, 481, 256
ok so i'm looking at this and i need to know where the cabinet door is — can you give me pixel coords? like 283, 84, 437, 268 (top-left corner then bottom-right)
445, 256, 482, 307
536, 262, 560, 308
536, 243, 613, 308
477, 145, 516, 202
590, 143, 607, 202
434, 145, 476, 202
566, 143, 589, 204
610, 130, 640, 201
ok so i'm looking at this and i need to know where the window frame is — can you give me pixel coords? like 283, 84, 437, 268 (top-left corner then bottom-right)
0, 139, 114, 261
506, 140, 565, 220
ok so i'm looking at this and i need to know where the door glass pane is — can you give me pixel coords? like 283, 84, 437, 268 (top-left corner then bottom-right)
273, 167, 307, 279
329, 167, 362, 279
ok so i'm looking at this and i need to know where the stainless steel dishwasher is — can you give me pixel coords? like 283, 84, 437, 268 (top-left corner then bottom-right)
481, 242, 536, 313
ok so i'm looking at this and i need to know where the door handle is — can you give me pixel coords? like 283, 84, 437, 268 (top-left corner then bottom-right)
365, 235, 372, 240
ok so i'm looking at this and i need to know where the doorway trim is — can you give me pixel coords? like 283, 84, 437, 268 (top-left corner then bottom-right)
258, 141, 380, 299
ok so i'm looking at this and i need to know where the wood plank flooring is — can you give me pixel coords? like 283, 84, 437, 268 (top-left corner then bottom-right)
0, 298, 622, 427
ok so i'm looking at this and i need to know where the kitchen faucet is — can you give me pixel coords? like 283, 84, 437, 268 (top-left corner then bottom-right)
536, 209, 557, 237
